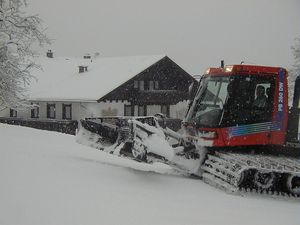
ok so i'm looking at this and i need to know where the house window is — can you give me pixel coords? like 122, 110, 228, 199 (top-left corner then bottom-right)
134, 80, 139, 89
144, 80, 149, 90
47, 103, 56, 119
124, 105, 134, 116
10, 109, 17, 117
138, 105, 147, 116
62, 104, 72, 120
149, 81, 154, 91
148, 80, 159, 90
161, 105, 170, 117
155, 81, 159, 90
139, 80, 144, 91
31, 103, 39, 118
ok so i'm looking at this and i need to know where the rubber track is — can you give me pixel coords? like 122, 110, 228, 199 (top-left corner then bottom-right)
201, 151, 300, 199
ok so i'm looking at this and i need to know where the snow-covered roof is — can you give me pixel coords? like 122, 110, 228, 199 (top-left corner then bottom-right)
27, 55, 166, 102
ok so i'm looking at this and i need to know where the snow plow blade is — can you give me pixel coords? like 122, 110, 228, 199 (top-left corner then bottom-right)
79, 119, 119, 144
76, 116, 202, 174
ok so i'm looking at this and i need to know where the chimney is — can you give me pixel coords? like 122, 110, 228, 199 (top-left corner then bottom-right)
79, 66, 88, 73
83, 54, 91, 59
47, 50, 53, 58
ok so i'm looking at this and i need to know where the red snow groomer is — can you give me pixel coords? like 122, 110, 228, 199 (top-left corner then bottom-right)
185, 65, 289, 147
77, 63, 300, 198
181, 63, 300, 196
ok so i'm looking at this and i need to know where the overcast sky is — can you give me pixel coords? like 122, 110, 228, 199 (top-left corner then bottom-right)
27, 0, 300, 75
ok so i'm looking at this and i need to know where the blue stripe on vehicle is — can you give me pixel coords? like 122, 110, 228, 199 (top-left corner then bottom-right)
228, 122, 281, 137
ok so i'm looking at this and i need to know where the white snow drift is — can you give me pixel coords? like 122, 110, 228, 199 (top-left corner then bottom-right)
0, 124, 299, 225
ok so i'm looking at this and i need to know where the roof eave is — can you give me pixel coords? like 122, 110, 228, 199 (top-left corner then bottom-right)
28, 98, 98, 103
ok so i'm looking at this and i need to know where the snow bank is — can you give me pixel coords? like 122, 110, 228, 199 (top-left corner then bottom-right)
0, 124, 299, 225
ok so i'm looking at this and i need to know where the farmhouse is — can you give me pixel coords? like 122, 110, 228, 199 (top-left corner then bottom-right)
0, 52, 196, 122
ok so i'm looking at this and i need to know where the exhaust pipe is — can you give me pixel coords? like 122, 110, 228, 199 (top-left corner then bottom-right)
287, 74, 300, 143
221, 60, 224, 68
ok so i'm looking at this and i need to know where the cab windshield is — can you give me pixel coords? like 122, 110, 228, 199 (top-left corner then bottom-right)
187, 76, 229, 127
187, 74, 275, 127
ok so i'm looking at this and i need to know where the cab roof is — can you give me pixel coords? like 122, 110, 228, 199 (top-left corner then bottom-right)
204, 64, 285, 76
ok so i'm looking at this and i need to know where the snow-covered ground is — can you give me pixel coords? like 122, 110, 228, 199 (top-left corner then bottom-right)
0, 124, 299, 225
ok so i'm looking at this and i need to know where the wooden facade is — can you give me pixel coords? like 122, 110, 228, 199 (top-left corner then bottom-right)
99, 56, 196, 105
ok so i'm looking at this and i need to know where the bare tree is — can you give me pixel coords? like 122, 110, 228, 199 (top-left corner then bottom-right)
0, 0, 50, 110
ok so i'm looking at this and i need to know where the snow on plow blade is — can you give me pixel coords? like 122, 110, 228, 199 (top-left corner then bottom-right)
76, 116, 179, 155
79, 118, 119, 143
76, 117, 133, 154
75, 116, 202, 175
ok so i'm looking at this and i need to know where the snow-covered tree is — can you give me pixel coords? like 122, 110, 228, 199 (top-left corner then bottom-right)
0, 0, 49, 110
288, 38, 300, 104
292, 38, 300, 73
